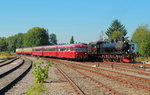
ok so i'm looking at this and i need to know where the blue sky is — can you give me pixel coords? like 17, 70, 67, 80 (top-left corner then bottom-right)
0, 0, 150, 43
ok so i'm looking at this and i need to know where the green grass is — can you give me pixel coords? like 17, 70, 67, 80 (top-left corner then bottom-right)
25, 83, 47, 95
0, 52, 12, 58
136, 57, 150, 62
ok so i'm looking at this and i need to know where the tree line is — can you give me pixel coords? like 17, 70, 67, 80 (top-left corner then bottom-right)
0, 20, 150, 57
0, 27, 75, 52
0, 27, 54, 52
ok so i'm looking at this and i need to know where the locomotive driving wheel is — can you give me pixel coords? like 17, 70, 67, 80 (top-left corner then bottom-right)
113, 55, 117, 62
103, 58, 106, 62
102, 55, 107, 62
113, 58, 117, 62
118, 57, 122, 62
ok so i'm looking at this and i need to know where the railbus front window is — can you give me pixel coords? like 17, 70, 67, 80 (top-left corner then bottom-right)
73, 47, 87, 52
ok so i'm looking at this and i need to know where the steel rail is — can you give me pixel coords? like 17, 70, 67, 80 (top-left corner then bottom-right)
0, 57, 20, 67
0, 56, 16, 63
98, 63, 150, 76
71, 62, 150, 84
56, 65, 85, 95
0, 58, 24, 78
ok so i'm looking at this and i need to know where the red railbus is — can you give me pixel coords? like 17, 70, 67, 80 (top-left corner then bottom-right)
23, 47, 32, 55
56, 44, 88, 60
43, 46, 57, 57
17, 44, 88, 60
32, 46, 44, 56
16, 48, 23, 54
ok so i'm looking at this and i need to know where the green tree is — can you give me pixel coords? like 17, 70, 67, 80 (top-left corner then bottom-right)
24, 27, 50, 47
0, 37, 7, 51
111, 31, 123, 41
7, 35, 17, 52
131, 25, 150, 57
5, 33, 24, 52
15, 33, 24, 48
106, 19, 127, 41
70, 36, 74, 44
49, 33, 57, 45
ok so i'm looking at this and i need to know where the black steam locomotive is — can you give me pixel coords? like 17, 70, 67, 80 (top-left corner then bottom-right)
88, 41, 136, 62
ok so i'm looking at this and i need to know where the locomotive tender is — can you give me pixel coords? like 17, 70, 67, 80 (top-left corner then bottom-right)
16, 41, 137, 62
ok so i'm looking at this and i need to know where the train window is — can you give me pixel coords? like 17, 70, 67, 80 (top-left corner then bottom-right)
44, 48, 49, 51
45, 48, 56, 51
132, 47, 134, 50
73, 47, 87, 52
59, 47, 71, 52
92, 45, 96, 48
66, 47, 70, 52
60, 47, 65, 51
34, 49, 43, 51
130, 44, 135, 51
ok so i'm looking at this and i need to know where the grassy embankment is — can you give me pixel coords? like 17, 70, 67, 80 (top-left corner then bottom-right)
136, 57, 150, 62
0, 52, 12, 58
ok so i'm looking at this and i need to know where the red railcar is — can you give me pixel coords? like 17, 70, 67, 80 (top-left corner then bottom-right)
43, 46, 57, 57
16, 48, 23, 54
56, 44, 88, 60
23, 47, 32, 55
32, 46, 44, 56
22, 44, 88, 60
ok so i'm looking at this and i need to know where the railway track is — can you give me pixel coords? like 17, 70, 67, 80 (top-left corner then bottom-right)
0, 57, 32, 94
0, 57, 19, 67
69, 62, 150, 90
0, 58, 24, 78
56, 65, 85, 95
95, 62, 150, 76
103, 62, 150, 70
48, 58, 150, 78
0, 56, 16, 63
56, 63, 121, 95
48, 59, 150, 95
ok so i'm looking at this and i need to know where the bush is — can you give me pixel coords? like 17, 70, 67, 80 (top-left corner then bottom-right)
32, 58, 53, 83
26, 58, 53, 95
